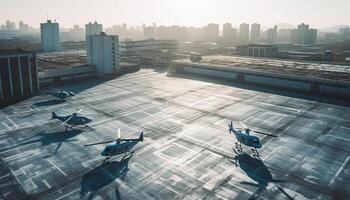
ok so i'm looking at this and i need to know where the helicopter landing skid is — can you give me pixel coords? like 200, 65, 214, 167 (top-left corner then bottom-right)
103, 156, 112, 163
251, 148, 260, 159
235, 142, 243, 153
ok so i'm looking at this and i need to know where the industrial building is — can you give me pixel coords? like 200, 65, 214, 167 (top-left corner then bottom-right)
172, 55, 350, 99
87, 32, 120, 76
37, 50, 95, 86
40, 20, 60, 52
237, 44, 278, 57
139, 49, 174, 66
37, 50, 138, 86
0, 49, 39, 104
119, 39, 179, 61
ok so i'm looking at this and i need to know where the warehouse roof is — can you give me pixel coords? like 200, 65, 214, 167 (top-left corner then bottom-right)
38, 50, 90, 70
0, 49, 33, 56
174, 55, 350, 83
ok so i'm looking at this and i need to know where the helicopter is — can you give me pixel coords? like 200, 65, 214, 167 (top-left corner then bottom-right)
47, 88, 76, 100
51, 109, 92, 130
228, 121, 277, 158
84, 129, 144, 162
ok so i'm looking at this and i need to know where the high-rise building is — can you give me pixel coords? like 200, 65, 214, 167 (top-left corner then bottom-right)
267, 26, 278, 44
40, 20, 60, 52
296, 23, 317, 45
144, 26, 156, 39
19, 21, 29, 33
85, 22, 103, 63
5, 20, 16, 31
250, 23, 261, 43
0, 49, 39, 103
204, 23, 219, 42
308, 28, 317, 44
339, 27, 350, 40
297, 23, 309, 45
223, 23, 235, 43
87, 32, 120, 76
239, 23, 250, 45
85, 22, 103, 37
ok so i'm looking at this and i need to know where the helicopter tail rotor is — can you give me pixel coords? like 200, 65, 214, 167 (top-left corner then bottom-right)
139, 132, 144, 141
228, 121, 234, 134
51, 112, 58, 119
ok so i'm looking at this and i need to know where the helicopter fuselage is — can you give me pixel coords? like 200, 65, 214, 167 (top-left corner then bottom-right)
52, 112, 92, 126
231, 129, 262, 148
101, 140, 139, 157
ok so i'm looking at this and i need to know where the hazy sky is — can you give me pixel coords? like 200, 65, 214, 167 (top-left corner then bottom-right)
1, 0, 349, 28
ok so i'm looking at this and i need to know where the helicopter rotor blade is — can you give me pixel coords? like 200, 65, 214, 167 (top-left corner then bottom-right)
61, 115, 74, 126
252, 130, 277, 137
117, 128, 121, 139
76, 109, 83, 114
239, 121, 248, 129
83, 140, 114, 146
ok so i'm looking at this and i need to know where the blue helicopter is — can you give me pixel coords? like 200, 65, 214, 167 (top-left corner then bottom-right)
52, 109, 92, 130
228, 121, 276, 158
84, 129, 144, 162
47, 89, 76, 100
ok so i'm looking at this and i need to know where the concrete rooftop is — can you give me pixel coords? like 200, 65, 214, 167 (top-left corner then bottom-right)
0, 69, 349, 200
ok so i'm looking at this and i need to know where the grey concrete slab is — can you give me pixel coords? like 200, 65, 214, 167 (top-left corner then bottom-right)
0, 69, 350, 200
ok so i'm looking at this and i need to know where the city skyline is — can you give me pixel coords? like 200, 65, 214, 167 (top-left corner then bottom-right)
1, 0, 349, 29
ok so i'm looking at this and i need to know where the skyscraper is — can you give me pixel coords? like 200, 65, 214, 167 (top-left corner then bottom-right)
40, 20, 60, 52
296, 23, 317, 45
19, 21, 29, 33
5, 20, 16, 31
223, 23, 235, 43
87, 32, 120, 76
250, 23, 261, 43
85, 22, 103, 63
239, 23, 250, 45
85, 22, 103, 37
267, 26, 278, 44
205, 23, 219, 42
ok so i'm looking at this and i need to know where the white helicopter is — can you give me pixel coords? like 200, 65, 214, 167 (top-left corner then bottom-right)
228, 121, 277, 158
84, 129, 144, 162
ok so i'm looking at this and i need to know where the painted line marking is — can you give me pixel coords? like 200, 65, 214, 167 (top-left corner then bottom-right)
263, 147, 280, 161
2, 122, 12, 131
55, 188, 80, 200
326, 134, 350, 142
330, 156, 350, 186
48, 160, 68, 177
0, 111, 19, 129
42, 179, 52, 189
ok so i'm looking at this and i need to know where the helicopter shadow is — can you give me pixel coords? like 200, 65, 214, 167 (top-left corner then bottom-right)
80, 154, 133, 200
19, 129, 83, 155
230, 150, 293, 199
33, 99, 66, 107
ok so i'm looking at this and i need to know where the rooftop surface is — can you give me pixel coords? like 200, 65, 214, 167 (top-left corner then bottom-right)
175, 55, 350, 83
38, 50, 89, 70
0, 69, 350, 200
